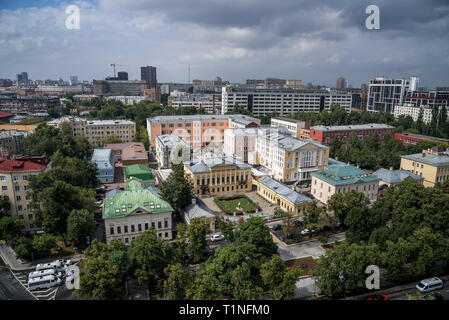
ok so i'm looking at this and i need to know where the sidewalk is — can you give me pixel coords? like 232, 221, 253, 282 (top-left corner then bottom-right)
0, 244, 84, 271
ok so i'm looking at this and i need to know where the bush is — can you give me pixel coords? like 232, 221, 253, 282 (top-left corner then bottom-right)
14, 237, 33, 260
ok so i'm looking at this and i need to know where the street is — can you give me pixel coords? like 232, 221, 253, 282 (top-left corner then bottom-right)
0, 259, 35, 300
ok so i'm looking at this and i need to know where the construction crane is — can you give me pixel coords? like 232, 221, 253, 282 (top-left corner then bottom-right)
110, 63, 123, 78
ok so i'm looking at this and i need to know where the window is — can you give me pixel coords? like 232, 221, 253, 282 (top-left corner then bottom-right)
138, 224, 142, 231
13, 176, 18, 182
15, 186, 20, 191
16, 196, 21, 201
145, 223, 149, 230
117, 226, 121, 234
158, 221, 162, 229
110, 227, 114, 235
2, 186, 7, 191
23, 175, 27, 181
0, 176, 5, 181
131, 225, 135, 232
164, 220, 168, 228
124, 226, 128, 233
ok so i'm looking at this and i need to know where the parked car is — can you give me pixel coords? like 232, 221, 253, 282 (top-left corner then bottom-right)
366, 294, 388, 300
416, 277, 444, 294
300, 228, 310, 235
211, 234, 225, 242
272, 224, 282, 231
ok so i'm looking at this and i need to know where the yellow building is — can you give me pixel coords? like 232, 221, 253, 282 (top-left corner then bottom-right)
184, 157, 252, 196
254, 175, 312, 216
400, 148, 449, 187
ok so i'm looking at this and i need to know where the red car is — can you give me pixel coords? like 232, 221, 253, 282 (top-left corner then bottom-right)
366, 294, 388, 300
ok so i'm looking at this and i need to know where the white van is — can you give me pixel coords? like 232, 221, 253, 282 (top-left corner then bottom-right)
29, 269, 62, 280
28, 275, 62, 291
36, 260, 66, 272
416, 277, 444, 293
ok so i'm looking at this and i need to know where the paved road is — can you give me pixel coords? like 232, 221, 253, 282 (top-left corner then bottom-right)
0, 260, 35, 300
387, 282, 449, 300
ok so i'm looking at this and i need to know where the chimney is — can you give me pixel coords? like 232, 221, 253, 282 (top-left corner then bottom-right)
389, 167, 393, 171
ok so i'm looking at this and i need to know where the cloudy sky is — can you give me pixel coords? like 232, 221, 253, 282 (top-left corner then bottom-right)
0, 0, 448, 88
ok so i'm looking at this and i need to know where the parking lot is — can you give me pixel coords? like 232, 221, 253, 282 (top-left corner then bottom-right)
10, 269, 59, 300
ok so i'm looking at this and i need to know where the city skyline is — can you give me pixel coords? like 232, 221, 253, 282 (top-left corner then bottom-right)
0, 0, 448, 88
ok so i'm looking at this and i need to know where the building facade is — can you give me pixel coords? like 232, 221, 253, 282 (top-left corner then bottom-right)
48, 116, 136, 148
0, 156, 48, 233
222, 86, 353, 116
103, 178, 173, 244
223, 128, 258, 163
184, 157, 252, 196
155, 134, 191, 169
400, 148, 449, 187
253, 131, 330, 183
91, 149, 115, 184
367, 77, 419, 113
311, 164, 380, 205
147, 114, 261, 149
270, 117, 311, 138
141, 66, 157, 88
92, 80, 146, 95
309, 123, 395, 144
393, 104, 448, 124
168, 94, 221, 114
394, 132, 449, 147
0, 130, 25, 157
254, 175, 312, 216
104, 96, 148, 105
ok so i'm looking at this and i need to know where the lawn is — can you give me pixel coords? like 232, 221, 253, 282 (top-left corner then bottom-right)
285, 256, 318, 275
214, 194, 261, 215
14, 117, 48, 125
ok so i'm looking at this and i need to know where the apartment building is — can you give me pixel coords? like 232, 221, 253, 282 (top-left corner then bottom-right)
0, 130, 25, 157
91, 149, 115, 184
394, 104, 448, 124
104, 96, 148, 105
311, 164, 380, 205
393, 132, 449, 147
253, 131, 329, 183
156, 134, 191, 169
147, 114, 261, 149
221, 86, 353, 116
168, 94, 221, 114
400, 147, 449, 187
92, 80, 146, 96
104, 142, 148, 166
404, 90, 449, 109
223, 128, 259, 163
309, 123, 395, 144
0, 95, 60, 113
143, 87, 161, 103
103, 178, 173, 244
254, 175, 312, 216
184, 157, 252, 196
0, 156, 49, 233
270, 117, 311, 138
367, 77, 419, 113
48, 116, 136, 148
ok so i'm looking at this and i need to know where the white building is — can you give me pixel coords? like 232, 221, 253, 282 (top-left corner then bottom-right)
367, 77, 419, 113
155, 134, 191, 169
223, 128, 259, 163
251, 129, 330, 183
104, 96, 148, 105
394, 104, 448, 124
270, 117, 310, 138
222, 86, 352, 116
168, 94, 220, 114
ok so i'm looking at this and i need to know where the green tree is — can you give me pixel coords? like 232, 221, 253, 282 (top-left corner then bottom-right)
230, 262, 263, 300
187, 218, 210, 263
260, 255, 302, 300
32, 233, 58, 256
98, 135, 123, 148
344, 207, 388, 244
303, 201, 325, 235
163, 264, 194, 300
186, 273, 220, 300
66, 209, 95, 251
14, 237, 33, 260
0, 216, 23, 242
0, 197, 10, 218
216, 217, 235, 242
327, 191, 370, 227
281, 211, 296, 238
129, 229, 174, 287
159, 163, 193, 212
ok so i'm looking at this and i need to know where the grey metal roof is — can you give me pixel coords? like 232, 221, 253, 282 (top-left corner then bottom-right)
156, 134, 187, 148
257, 175, 312, 205
311, 123, 395, 132
184, 157, 252, 173
272, 117, 303, 124
92, 149, 113, 169
259, 133, 328, 152
184, 202, 216, 220
372, 168, 424, 184
148, 114, 259, 124
401, 151, 449, 167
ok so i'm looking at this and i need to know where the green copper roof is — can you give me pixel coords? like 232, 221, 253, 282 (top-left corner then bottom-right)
311, 164, 379, 186
124, 164, 154, 182
103, 179, 172, 219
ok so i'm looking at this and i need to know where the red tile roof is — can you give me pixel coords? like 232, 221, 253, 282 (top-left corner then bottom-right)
0, 158, 47, 172
0, 111, 15, 119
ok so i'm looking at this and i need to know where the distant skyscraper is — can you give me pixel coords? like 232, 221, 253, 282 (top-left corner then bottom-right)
117, 71, 128, 81
69, 76, 78, 85
16, 72, 28, 83
336, 77, 346, 90
141, 66, 157, 88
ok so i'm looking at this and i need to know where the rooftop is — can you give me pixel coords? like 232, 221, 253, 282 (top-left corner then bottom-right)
373, 168, 424, 184
148, 114, 259, 124
401, 151, 449, 167
311, 123, 395, 132
184, 157, 252, 174
257, 175, 312, 205
124, 164, 154, 181
311, 164, 380, 186
91, 149, 113, 169
103, 178, 172, 220
272, 117, 304, 124
183, 200, 216, 220
259, 133, 328, 151
156, 134, 188, 148
395, 132, 449, 143
0, 157, 47, 172
121, 143, 148, 161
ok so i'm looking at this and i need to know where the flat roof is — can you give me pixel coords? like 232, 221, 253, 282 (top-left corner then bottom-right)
311, 123, 395, 132
395, 132, 449, 143
372, 168, 424, 184
148, 114, 259, 124
184, 157, 252, 173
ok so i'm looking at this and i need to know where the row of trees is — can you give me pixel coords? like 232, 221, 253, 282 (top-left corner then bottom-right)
78, 217, 301, 300
5, 124, 99, 258
312, 179, 449, 298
